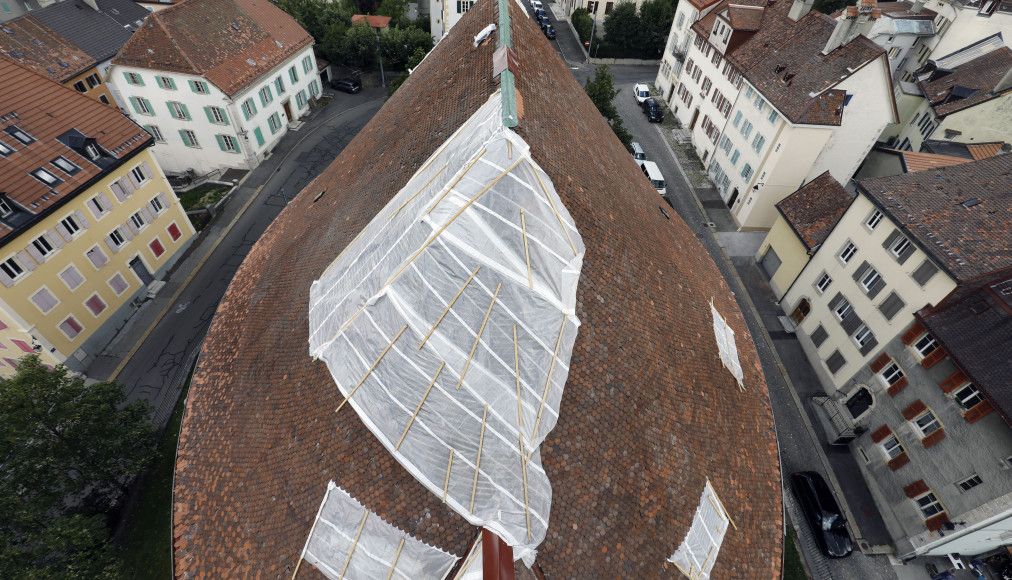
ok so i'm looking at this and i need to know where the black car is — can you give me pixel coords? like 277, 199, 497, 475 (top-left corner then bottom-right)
539, 14, 551, 27
641, 98, 663, 123
543, 24, 556, 39
534, 8, 546, 21
790, 472, 853, 558
331, 78, 361, 94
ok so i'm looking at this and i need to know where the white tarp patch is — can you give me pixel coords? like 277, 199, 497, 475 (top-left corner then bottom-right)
710, 301, 744, 389
667, 480, 733, 579
308, 91, 585, 565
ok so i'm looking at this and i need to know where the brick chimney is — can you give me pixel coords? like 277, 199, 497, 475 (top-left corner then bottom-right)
789, 0, 815, 21
823, 0, 881, 54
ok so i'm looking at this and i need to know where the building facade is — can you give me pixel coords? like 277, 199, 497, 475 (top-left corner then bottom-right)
0, 59, 194, 377
655, 0, 720, 105
107, 0, 319, 177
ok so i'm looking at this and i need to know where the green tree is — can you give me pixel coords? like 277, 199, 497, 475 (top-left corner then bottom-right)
572, 8, 594, 44
0, 356, 157, 577
389, 46, 429, 94
380, 26, 433, 69
639, 0, 678, 56
814, 0, 855, 14
342, 22, 380, 70
602, 2, 642, 52
584, 65, 633, 151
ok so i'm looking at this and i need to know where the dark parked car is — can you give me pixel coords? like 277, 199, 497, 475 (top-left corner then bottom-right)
534, 8, 546, 21
539, 14, 551, 27
543, 23, 556, 39
790, 472, 853, 558
331, 78, 361, 94
641, 98, 663, 123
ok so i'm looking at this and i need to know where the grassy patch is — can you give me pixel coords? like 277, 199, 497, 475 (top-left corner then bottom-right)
175, 184, 231, 212
117, 378, 191, 579
784, 526, 810, 580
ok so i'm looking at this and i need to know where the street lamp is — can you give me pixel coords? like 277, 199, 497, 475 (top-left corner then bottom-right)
375, 28, 386, 88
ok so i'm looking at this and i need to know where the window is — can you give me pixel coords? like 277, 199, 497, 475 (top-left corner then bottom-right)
0, 141, 12, 156
878, 291, 905, 321
834, 298, 852, 321
12, 339, 35, 353
913, 491, 943, 518
745, 86, 754, 99
839, 241, 857, 264
60, 215, 82, 237
168, 101, 189, 120
729, 149, 739, 166
826, 350, 846, 374
99, 95, 110, 105
861, 268, 882, 293
124, 72, 144, 85
108, 273, 129, 295
768, 110, 778, 124
241, 98, 257, 120
147, 125, 165, 142
890, 236, 911, 258
31, 287, 59, 313
866, 210, 883, 230
208, 106, 227, 124
275, 76, 285, 94
752, 134, 765, 153
130, 166, 148, 185
701, 77, 712, 96
32, 168, 60, 185
912, 259, 938, 286
60, 265, 84, 290
85, 294, 107, 316
85, 144, 100, 160
216, 134, 240, 153
815, 272, 832, 294
157, 76, 176, 90
956, 474, 982, 493
739, 119, 753, 139
952, 383, 984, 410
1, 256, 25, 281
296, 90, 306, 110
878, 362, 904, 387
0, 199, 11, 217
289, 65, 299, 83
74, 80, 87, 93
6, 126, 33, 145
32, 234, 55, 258
59, 316, 83, 339
191, 80, 209, 94
89, 194, 110, 217
259, 85, 273, 106
180, 130, 199, 148
168, 222, 182, 241
110, 228, 126, 247
911, 409, 942, 438
86, 246, 108, 269
268, 113, 282, 134
740, 163, 753, 181
913, 333, 938, 359
150, 195, 165, 214
852, 325, 874, 348
302, 55, 312, 74
130, 211, 146, 230
309, 80, 319, 97
879, 434, 904, 459
732, 110, 742, 128
676, 12, 684, 28
667, 481, 731, 579
810, 324, 828, 348
254, 127, 265, 147
150, 238, 165, 257
52, 156, 79, 175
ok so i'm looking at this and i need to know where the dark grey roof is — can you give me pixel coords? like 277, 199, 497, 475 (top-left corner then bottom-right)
32, 0, 149, 62
920, 139, 975, 159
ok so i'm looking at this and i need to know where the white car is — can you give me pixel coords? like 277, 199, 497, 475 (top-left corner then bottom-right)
633, 83, 650, 103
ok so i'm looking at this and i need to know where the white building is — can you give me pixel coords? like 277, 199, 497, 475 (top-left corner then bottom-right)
667, 0, 897, 230
107, 0, 321, 177
655, 0, 721, 103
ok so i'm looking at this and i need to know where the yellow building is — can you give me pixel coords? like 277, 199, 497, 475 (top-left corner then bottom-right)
0, 58, 194, 377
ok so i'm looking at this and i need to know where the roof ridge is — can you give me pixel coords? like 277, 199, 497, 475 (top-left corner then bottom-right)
152, 12, 201, 74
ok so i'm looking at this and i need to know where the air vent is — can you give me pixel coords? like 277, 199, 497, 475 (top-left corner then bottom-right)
10, 49, 21, 58
231, 23, 240, 31
783, 72, 795, 83
969, 301, 990, 315
58, 61, 68, 68
111, 7, 119, 13
774, 64, 785, 74
961, 198, 982, 208
247, 58, 256, 66
1, 27, 12, 34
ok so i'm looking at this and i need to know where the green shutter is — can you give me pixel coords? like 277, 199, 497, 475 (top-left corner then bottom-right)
168, 77, 177, 90
259, 89, 267, 107
254, 127, 264, 146
166, 101, 175, 116
220, 108, 230, 126
142, 98, 154, 115
188, 80, 197, 92
215, 134, 226, 152
289, 67, 297, 83
129, 97, 142, 115
178, 129, 190, 147
204, 106, 215, 124
180, 103, 191, 120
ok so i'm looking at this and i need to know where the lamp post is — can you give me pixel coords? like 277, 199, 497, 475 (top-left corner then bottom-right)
587, 3, 597, 61
375, 27, 386, 88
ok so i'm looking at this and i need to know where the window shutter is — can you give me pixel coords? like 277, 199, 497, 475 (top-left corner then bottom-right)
810, 325, 828, 347
148, 201, 159, 216
110, 181, 127, 202
828, 292, 843, 311
73, 210, 90, 228
204, 106, 215, 124
965, 400, 993, 423
902, 400, 927, 420
129, 97, 142, 115
870, 353, 891, 373
939, 370, 966, 393
168, 77, 177, 90
0, 269, 12, 287
87, 247, 107, 267
14, 251, 34, 271
46, 230, 64, 249
870, 425, 891, 443
912, 260, 938, 286
97, 193, 112, 212
903, 480, 928, 498
254, 127, 264, 146
166, 101, 176, 117
826, 350, 846, 374
128, 168, 141, 188
921, 348, 946, 368
120, 177, 134, 195
922, 429, 946, 448
852, 260, 870, 282
841, 312, 862, 334
25, 244, 44, 263
882, 229, 901, 249
180, 103, 191, 120
925, 513, 950, 532
158, 193, 169, 207
126, 219, 139, 235
220, 108, 229, 126
878, 292, 905, 321
139, 162, 152, 180
867, 277, 886, 300
105, 236, 120, 254
178, 130, 190, 146
898, 243, 915, 265
55, 223, 72, 241
887, 453, 909, 471
859, 336, 878, 356
188, 80, 197, 92
215, 134, 227, 151
902, 322, 925, 344
887, 377, 908, 396
140, 206, 153, 223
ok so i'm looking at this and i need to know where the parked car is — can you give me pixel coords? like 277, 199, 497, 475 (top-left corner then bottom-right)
641, 98, 663, 123
531, 0, 542, 10
539, 14, 551, 27
534, 8, 546, 22
790, 471, 853, 558
630, 142, 646, 160
331, 78, 362, 93
633, 83, 650, 103
543, 24, 556, 39
637, 160, 666, 195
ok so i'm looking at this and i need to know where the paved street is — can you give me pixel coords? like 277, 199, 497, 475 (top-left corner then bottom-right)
86, 88, 386, 427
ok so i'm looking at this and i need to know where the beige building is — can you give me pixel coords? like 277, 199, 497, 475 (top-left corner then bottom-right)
0, 58, 194, 377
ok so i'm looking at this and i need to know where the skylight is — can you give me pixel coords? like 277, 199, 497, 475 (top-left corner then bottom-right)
309, 91, 585, 565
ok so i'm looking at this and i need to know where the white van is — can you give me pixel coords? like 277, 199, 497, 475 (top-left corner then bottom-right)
531, 0, 543, 10
631, 142, 646, 160
638, 160, 666, 195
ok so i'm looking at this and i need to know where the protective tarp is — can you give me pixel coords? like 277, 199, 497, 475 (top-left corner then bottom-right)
308, 91, 585, 565
667, 480, 732, 579
455, 535, 484, 580
710, 302, 744, 389
302, 482, 458, 580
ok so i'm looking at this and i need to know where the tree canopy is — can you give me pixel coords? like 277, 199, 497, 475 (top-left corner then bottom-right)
584, 65, 633, 151
0, 356, 157, 578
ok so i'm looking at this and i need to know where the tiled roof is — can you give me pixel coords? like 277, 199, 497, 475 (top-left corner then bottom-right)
917, 267, 1012, 426
693, 0, 887, 126
0, 15, 96, 82
967, 142, 1005, 160
874, 1, 936, 18
920, 47, 1012, 117
351, 14, 392, 28
93, 0, 153, 29
171, 0, 783, 577
31, 0, 142, 62
686, 0, 724, 11
856, 154, 1012, 282
892, 149, 973, 172
727, 5, 764, 30
776, 171, 854, 250
0, 58, 150, 244
112, 0, 313, 98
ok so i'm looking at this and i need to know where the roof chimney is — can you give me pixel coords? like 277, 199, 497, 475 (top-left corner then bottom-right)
82, 0, 99, 11
910, 0, 926, 13
788, 0, 815, 21
823, 0, 879, 54
994, 66, 1012, 94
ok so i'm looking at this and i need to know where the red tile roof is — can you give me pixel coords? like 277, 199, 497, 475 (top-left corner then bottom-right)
171, 0, 783, 578
776, 171, 854, 251
0, 16, 96, 83
351, 14, 392, 28
920, 47, 1012, 117
0, 58, 150, 244
694, 0, 888, 126
888, 149, 974, 172
967, 142, 1004, 160
727, 4, 764, 31
111, 0, 313, 97
856, 154, 1012, 282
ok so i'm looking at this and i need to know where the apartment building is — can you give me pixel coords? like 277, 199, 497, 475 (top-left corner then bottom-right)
669, 0, 896, 229
655, 0, 721, 103
107, 0, 320, 176
0, 58, 194, 377
862, 0, 937, 78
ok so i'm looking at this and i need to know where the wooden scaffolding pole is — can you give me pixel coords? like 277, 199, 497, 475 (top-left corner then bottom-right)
531, 317, 567, 442
396, 361, 445, 450
521, 209, 533, 290
388, 163, 448, 219
514, 324, 531, 541
470, 404, 489, 514
336, 325, 408, 412
418, 266, 481, 350
385, 538, 406, 580
456, 283, 501, 390
443, 449, 454, 503
531, 162, 578, 255
425, 149, 487, 215
339, 512, 369, 580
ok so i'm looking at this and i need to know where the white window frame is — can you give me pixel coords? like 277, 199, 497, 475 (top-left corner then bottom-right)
1, 256, 25, 280
150, 195, 165, 214
221, 134, 239, 153
913, 491, 944, 519
956, 474, 982, 493
158, 76, 175, 90
912, 333, 939, 359
32, 234, 55, 257
107, 272, 130, 296
210, 107, 226, 124
259, 86, 273, 104
865, 210, 883, 231
193, 80, 209, 94
877, 361, 904, 387
58, 316, 84, 340
148, 125, 165, 142
59, 264, 85, 290
52, 156, 78, 174
33, 168, 60, 185
126, 72, 143, 85
130, 166, 148, 185
85, 143, 100, 160
890, 236, 911, 258
89, 195, 109, 217
861, 268, 882, 293
852, 325, 873, 348
60, 214, 82, 237
952, 382, 984, 410
242, 99, 256, 119
84, 293, 108, 317
815, 272, 832, 294
838, 241, 857, 264
110, 228, 126, 247
182, 130, 199, 148
911, 409, 942, 438
169, 101, 187, 120
834, 298, 853, 321
30, 286, 60, 313
879, 433, 904, 460
130, 211, 147, 230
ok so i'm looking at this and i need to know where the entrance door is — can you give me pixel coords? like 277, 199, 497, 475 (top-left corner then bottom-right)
129, 257, 154, 286
791, 298, 811, 324
689, 109, 699, 130
282, 100, 292, 123
760, 247, 781, 278
726, 187, 739, 208
667, 85, 674, 103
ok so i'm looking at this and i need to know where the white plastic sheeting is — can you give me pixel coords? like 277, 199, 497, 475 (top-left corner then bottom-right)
301, 482, 458, 580
710, 302, 744, 389
308, 91, 585, 565
667, 480, 732, 579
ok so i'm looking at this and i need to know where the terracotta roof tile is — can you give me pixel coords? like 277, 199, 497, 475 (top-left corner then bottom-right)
727, 5, 764, 31
967, 142, 1005, 160
112, 0, 313, 97
172, 0, 783, 577
892, 149, 974, 172
0, 58, 150, 244
0, 16, 96, 82
351, 14, 392, 28
776, 171, 853, 250
920, 47, 1012, 117
856, 154, 1012, 282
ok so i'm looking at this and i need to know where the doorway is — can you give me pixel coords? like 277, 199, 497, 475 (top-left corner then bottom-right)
845, 386, 874, 420
760, 247, 781, 279
791, 298, 811, 324
726, 187, 739, 208
282, 100, 292, 124
129, 257, 154, 286
689, 109, 699, 130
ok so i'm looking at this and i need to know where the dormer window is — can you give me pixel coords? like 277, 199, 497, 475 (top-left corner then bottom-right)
0, 198, 13, 217
86, 144, 100, 160
0, 141, 12, 156
32, 168, 61, 185
5, 126, 34, 145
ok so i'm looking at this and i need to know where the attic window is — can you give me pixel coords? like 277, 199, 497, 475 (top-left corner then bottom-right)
774, 64, 785, 74
0, 198, 13, 216
231, 23, 240, 31
969, 301, 990, 315
961, 198, 982, 208
710, 302, 744, 388
246, 58, 257, 66
110, 7, 119, 13
0, 142, 12, 156
783, 72, 795, 83
46, 67, 56, 74
32, 168, 61, 185
844, 94, 853, 105
6, 126, 34, 145
668, 480, 733, 579
32, 39, 42, 46
1, 27, 11, 34
275, 40, 283, 48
